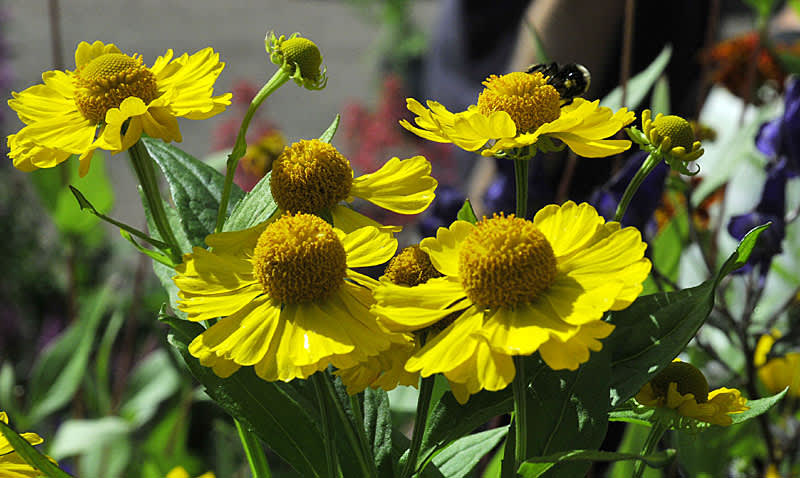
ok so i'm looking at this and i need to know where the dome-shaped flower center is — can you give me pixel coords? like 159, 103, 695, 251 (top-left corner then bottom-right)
650, 361, 709, 403
652, 115, 695, 150
251, 213, 347, 304
458, 214, 557, 309
477, 72, 561, 134
383, 245, 443, 287
281, 37, 322, 81
270, 139, 353, 213
73, 53, 159, 123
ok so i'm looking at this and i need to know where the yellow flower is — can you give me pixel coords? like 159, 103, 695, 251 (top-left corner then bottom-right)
399, 71, 635, 159
166, 466, 215, 478
269, 139, 437, 231
635, 361, 748, 427
756, 331, 800, 398
173, 213, 404, 382
7, 41, 231, 176
641, 110, 704, 162
372, 202, 651, 403
0, 411, 48, 478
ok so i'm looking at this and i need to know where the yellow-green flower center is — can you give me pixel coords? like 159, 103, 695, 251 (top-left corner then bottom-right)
73, 53, 159, 123
458, 214, 557, 309
383, 245, 443, 287
652, 115, 695, 150
476, 72, 561, 134
281, 37, 322, 81
650, 361, 709, 403
269, 139, 353, 213
252, 213, 347, 304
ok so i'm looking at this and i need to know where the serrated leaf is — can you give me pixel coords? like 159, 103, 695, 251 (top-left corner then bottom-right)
456, 200, 478, 224
162, 315, 327, 478
601, 45, 672, 110
363, 388, 395, 478
0, 419, 73, 478
141, 137, 244, 247
730, 387, 787, 424
607, 224, 770, 406
27, 287, 113, 423
319, 114, 342, 143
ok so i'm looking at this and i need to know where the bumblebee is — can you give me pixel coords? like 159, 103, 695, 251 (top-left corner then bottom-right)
526, 62, 591, 104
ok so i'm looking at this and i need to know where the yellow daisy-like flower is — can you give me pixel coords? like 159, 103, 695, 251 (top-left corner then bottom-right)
173, 213, 404, 382
399, 71, 635, 159
269, 139, 437, 231
7, 40, 232, 176
372, 202, 651, 403
0, 411, 47, 478
635, 361, 749, 427
166, 466, 215, 478
755, 331, 800, 398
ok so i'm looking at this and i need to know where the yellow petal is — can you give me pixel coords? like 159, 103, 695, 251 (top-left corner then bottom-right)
534, 201, 605, 258
331, 205, 402, 234
74, 41, 121, 68
420, 220, 473, 277
341, 225, 398, 268
373, 277, 470, 332
350, 156, 437, 214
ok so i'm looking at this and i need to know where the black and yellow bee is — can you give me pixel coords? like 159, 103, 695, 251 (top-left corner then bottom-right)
526, 62, 591, 104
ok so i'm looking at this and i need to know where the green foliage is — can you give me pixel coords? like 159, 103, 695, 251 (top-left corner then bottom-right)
363, 389, 397, 478
518, 448, 676, 477
601, 45, 672, 111
319, 114, 341, 143
422, 428, 507, 478
456, 199, 478, 224
0, 418, 74, 478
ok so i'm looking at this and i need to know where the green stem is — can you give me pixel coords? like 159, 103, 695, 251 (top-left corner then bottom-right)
234, 419, 272, 478
215, 69, 292, 233
320, 373, 376, 477
614, 153, 661, 222
401, 375, 435, 478
128, 140, 182, 264
512, 356, 529, 468
312, 372, 339, 478
513, 158, 530, 219
632, 420, 669, 478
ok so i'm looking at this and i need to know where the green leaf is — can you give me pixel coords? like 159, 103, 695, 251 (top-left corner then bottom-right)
119, 230, 174, 266
421, 389, 512, 458
0, 419, 74, 478
141, 137, 244, 247
162, 315, 328, 478
601, 45, 672, 110
49, 417, 131, 459
608, 407, 654, 427
651, 210, 688, 283
421, 428, 508, 478
607, 224, 770, 406
363, 388, 395, 478
456, 199, 478, 224
319, 114, 342, 143
518, 449, 676, 477
0, 363, 20, 420
120, 349, 181, 426
730, 387, 788, 424
523, 350, 611, 478
27, 286, 113, 423
223, 172, 278, 232
94, 309, 126, 415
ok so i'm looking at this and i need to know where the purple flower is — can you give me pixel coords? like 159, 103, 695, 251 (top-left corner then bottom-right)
590, 152, 669, 231
756, 77, 800, 173
727, 159, 789, 274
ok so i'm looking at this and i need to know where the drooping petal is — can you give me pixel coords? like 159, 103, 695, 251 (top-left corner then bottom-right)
350, 156, 437, 214
341, 225, 398, 268
373, 276, 470, 331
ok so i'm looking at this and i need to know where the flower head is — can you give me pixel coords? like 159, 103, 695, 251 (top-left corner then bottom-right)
166, 467, 215, 478
173, 213, 404, 382
755, 330, 800, 398
399, 70, 634, 160
636, 361, 748, 427
373, 202, 650, 403
756, 77, 800, 173
628, 110, 703, 175
0, 411, 48, 478
265, 32, 327, 90
235, 130, 285, 191
269, 139, 437, 230
7, 41, 231, 176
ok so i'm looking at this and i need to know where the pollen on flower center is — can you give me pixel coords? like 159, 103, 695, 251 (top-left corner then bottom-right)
270, 139, 353, 213
252, 213, 347, 304
458, 214, 557, 309
476, 71, 561, 134
73, 53, 159, 123
652, 115, 695, 150
650, 361, 710, 403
